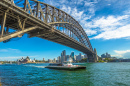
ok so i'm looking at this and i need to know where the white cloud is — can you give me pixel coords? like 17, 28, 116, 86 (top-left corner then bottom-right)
86, 15, 129, 30
0, 49, 8, 52
124, 9, 130, 15
113, 50, 130, 58
84, 0, 98, 7
108, 4, 111, 5
92, 24, 130, 39
0, 56, 22, 61
85, 29, 97, 36
61, 5, 71, 14
0, 48, 20, 53
71, 8, 84, 20
0, 55, 38, 61
88, 15, 130, 39
114, 50, 130, 54
111, 55, 123, 57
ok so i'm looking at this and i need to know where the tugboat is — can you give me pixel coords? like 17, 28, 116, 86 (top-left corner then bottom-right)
45, 58, 86, 70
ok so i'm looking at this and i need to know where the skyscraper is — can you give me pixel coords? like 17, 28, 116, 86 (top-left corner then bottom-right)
53, 58, 56, 63
84, 55, 88, 58
61, 50, 66, 63
48, 59, 52, 63
76, 53, 82, 61
71, 52, 74, 61
43, 58, 45, 62
101, 52, 111, 58
63, 50, 66, 56
66, 55, 70, 61
57, 56, 61, 63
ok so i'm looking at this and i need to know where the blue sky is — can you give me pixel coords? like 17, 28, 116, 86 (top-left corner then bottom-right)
0, 0, 130, 61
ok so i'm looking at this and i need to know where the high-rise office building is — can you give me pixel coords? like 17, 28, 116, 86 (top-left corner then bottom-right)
76, 53, 82, 61
84, 55, 88, 58
48, 59, 52, 63
71, 52, 74, 61
53, 58, 56, 63
74, 55, 77, 61
61, 50, 66, 63
81, 55, 84, 59
66, 55, 70, 61
101, 52, 111, 58
57, 56, 61, 63
43, 58, 45, 62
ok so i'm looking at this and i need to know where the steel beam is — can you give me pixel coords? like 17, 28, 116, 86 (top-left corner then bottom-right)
0, 0, 94, 55
0, 11, 7, 37
0, 26, 38, 42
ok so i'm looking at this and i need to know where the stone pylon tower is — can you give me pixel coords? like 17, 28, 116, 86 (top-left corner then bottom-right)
94, 48, 98, 62
87, 48, 98, 62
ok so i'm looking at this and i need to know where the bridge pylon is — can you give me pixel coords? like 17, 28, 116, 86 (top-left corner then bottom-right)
87, 48, 98, 62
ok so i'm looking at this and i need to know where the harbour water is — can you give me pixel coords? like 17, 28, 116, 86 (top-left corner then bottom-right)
0, 62, 130, 86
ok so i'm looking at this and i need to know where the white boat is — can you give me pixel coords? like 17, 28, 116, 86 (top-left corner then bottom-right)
45, 58, 86, 70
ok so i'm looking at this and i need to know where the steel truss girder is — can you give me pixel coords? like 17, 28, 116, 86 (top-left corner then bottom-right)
16, 0, 92, 50
0, 26, 38, 42
0, 0, 94, 53
49, 22, 86, 46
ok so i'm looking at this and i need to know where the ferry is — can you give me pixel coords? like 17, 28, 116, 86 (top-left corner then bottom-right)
45, 58, 86, 70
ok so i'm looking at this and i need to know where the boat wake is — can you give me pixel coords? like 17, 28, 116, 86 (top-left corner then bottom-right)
73, 63, 86, 65
23, 65, 46, 68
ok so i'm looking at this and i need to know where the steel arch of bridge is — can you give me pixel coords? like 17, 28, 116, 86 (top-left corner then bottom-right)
0, 0, 96, 58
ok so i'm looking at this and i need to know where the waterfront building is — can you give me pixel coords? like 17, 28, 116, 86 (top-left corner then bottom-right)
101, 54, 106, 58
48, 59, 52, 63
61, 50, 66, 63
76, 53, 82, 61
56, 60, 59, 63
101, 52, 111, 58
74, 55, 76, 61
71, 52, 74, 61
120, 58, 130, 62
63, 50, 66, 56
81, 55, 84, 59
43, 58, 45, 62
18, 56, 34, 63
75, 55, 78, 61
53, 58, 56, 63
57, 56, 61, 63
84, 55, 88, 58
66, 55, 70, 61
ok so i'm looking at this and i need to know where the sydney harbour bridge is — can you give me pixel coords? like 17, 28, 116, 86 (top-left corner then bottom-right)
0, 0, 98, 62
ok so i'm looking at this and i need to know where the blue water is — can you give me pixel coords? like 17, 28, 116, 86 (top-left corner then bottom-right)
0, 62, 130, 86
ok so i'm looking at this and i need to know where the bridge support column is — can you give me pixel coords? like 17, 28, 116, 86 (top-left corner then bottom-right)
87, 54, 96, 62
87, 48, 98, 62
0, 11, 7, 37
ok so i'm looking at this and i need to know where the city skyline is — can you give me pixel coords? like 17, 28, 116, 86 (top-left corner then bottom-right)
0, 0, 130, 61
48, 50, 88, 63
